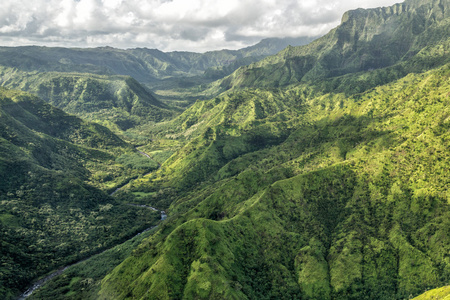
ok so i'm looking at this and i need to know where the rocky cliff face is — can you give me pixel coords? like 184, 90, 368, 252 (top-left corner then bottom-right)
214, 0, 450, 90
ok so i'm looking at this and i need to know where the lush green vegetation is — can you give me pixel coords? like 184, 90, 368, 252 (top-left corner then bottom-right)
1, 0, 450, 299
0, 89, 161, 299
27, 226, 160, 300
95, 61, 450, 300
0, 68, 176, 132
412, 285, 450, 300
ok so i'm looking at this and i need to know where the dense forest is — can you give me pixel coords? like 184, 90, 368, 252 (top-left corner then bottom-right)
1, 0, 450, 299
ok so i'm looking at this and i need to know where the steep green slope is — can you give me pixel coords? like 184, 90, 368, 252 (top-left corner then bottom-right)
0, 69, 175, 131
0, 88, 161, 299
93, 60, 450, 299
210, 0, 450, 93
133, 88, 303, 193
6, 1, 450, 299
412, 285, 450, 299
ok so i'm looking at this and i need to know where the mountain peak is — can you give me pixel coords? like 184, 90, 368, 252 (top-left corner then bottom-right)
211, 0, 450, 92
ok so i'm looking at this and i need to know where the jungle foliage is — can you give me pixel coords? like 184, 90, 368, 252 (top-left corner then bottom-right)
2, 0, 450, 299
0, 89, 161, 299
94, 61, 450, 300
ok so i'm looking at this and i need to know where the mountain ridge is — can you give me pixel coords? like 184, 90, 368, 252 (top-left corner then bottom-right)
0, 36, 314, 84
208, 0, 450, 93
3, 0, 450, 299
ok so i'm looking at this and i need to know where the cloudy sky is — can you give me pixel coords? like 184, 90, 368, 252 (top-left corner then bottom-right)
0, 0, 403, 52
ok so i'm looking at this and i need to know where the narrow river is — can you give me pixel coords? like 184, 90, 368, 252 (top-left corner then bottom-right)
17, 208, 166, 299
18, 148, 164, 299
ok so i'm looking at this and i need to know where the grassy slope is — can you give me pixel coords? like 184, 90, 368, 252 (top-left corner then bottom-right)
28, 226, 160, 300
94, 62, 450, 299
412, 285, 450, 300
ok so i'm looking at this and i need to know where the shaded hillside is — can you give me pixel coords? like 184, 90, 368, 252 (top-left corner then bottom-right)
0, 88, 160, 299
0, 69, 175, 130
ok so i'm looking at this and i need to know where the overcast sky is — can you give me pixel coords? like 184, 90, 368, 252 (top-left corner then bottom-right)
0, 0, 403, 52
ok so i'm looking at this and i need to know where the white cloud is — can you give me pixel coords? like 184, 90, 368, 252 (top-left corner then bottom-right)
0, 0, 403, 52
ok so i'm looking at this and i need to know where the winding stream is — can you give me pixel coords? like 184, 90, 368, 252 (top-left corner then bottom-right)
18, 149, 166, 299
17, 207, 166, 299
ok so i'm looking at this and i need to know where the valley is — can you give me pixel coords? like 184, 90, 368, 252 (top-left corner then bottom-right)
1, 0, 450, 299
19, 204, 167, 300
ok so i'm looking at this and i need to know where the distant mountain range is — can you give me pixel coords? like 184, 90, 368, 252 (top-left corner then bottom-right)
0, 37, 314, 131
0, 36, 314, 83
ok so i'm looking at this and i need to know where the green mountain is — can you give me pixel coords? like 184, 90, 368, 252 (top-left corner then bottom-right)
5, 0, 450, 299
0, 37, 313, 84
0, 88, 161, 299
90, 63, 450, 300
211, 0, 450, 93
0, 68, 174, 131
